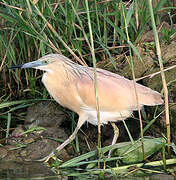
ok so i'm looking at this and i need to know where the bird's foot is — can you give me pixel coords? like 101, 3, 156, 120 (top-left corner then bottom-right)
44, 153, 57, 163
35, 151, 60, 163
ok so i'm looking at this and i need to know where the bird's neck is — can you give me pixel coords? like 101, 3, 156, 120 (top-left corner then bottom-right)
45, 63, 77, 82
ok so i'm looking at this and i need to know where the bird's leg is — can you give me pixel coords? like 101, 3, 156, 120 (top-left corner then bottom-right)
37, 115, 86, 162
108, 122, 119, 158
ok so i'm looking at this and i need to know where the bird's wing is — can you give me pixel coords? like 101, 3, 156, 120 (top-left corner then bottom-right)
76, 68, 163, 111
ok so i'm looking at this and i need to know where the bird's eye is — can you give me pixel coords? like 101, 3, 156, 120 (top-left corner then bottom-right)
43, 60, 48, 65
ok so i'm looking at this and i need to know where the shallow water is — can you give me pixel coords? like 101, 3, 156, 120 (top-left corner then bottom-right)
0, 161, 59, 180
0, 161, 175, 180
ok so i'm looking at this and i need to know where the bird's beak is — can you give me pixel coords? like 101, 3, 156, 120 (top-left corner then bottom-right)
9, 60, 43, 69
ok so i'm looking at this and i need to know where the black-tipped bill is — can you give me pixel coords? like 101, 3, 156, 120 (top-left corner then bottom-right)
9, 60, 43, 70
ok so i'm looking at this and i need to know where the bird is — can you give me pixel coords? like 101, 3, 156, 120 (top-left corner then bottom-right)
11, 53, 163, 161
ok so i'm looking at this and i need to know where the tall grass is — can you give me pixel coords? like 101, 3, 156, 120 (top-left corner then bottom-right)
0, 0, 159, 67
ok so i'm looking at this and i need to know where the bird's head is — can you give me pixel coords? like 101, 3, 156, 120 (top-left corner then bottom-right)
10, 54, 75, 72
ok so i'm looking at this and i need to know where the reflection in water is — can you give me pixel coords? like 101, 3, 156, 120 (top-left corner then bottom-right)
0, 161, 59, 180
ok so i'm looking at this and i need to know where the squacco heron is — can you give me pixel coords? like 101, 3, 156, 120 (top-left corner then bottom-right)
11, 54, 163, 161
